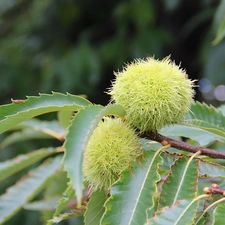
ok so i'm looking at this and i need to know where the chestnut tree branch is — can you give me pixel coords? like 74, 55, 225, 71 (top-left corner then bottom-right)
141, 131, 225, 159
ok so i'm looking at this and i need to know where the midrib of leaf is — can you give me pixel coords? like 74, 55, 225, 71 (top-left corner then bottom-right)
174, 195, 207, 225
172, 152, 200, 204
128, 147, 162, 224
101, 148, 163, 225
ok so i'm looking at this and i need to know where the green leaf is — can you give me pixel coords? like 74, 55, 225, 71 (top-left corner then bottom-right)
159, 155, 199, 208
57, 111, 74, 129
63, 104, 126, 206
212, 0, 225, 45
160, 124, 225, 146
0, 156, 62, 224
212, 18, 225, 45
101, 149, 162, 225
24, 196, 60, 211
212, 204, 225, 225
199, 160, 225, 178
218, 104, 225, 116
182, 119, 225, 140
0, 148, 57, 181
146, 199, 199, 225
183, 103, 225, 138
84, 190, 107, 225
14, 118, 67, 140
0, 129, 52, 149
187, 102, 225, 127
53, 185, 75, 217
0, 92, 91, 134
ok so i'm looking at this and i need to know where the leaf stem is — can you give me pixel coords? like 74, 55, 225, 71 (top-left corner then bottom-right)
141, 131, 225, 159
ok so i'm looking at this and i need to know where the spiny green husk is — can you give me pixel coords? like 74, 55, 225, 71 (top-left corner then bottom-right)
83, 117, 141, 191
109, 57, 195, 132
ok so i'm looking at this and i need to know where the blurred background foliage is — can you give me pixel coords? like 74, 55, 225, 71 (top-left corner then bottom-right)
0, 0, 225, 106
0, 0, 225, 224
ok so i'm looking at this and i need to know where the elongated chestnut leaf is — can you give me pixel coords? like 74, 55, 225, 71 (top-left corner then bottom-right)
160, 124, 225, 146
84, 190, 107, 225
0, 92, 91, 134
158, 155, 199, 209
146, 199, 199, 225
199, 160, 225, 178
101, 149, 162, 225
0, 148, 57, 181
0, 156, 62, 224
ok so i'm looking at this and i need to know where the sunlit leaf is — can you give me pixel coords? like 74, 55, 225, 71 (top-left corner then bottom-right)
101, 149, 162, 225
0, 156, 62, 224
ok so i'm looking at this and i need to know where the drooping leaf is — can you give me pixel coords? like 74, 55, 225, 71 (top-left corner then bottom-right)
0, 92, 91, 134
0, 156, 62, 224
101, 149, 162, 225
84, 190, 107, 225
0, 148, 57, 181
158, 155, 199, 209
146, 199, 200, 225
199, 160, 225, 178
63, 104, 126, 206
